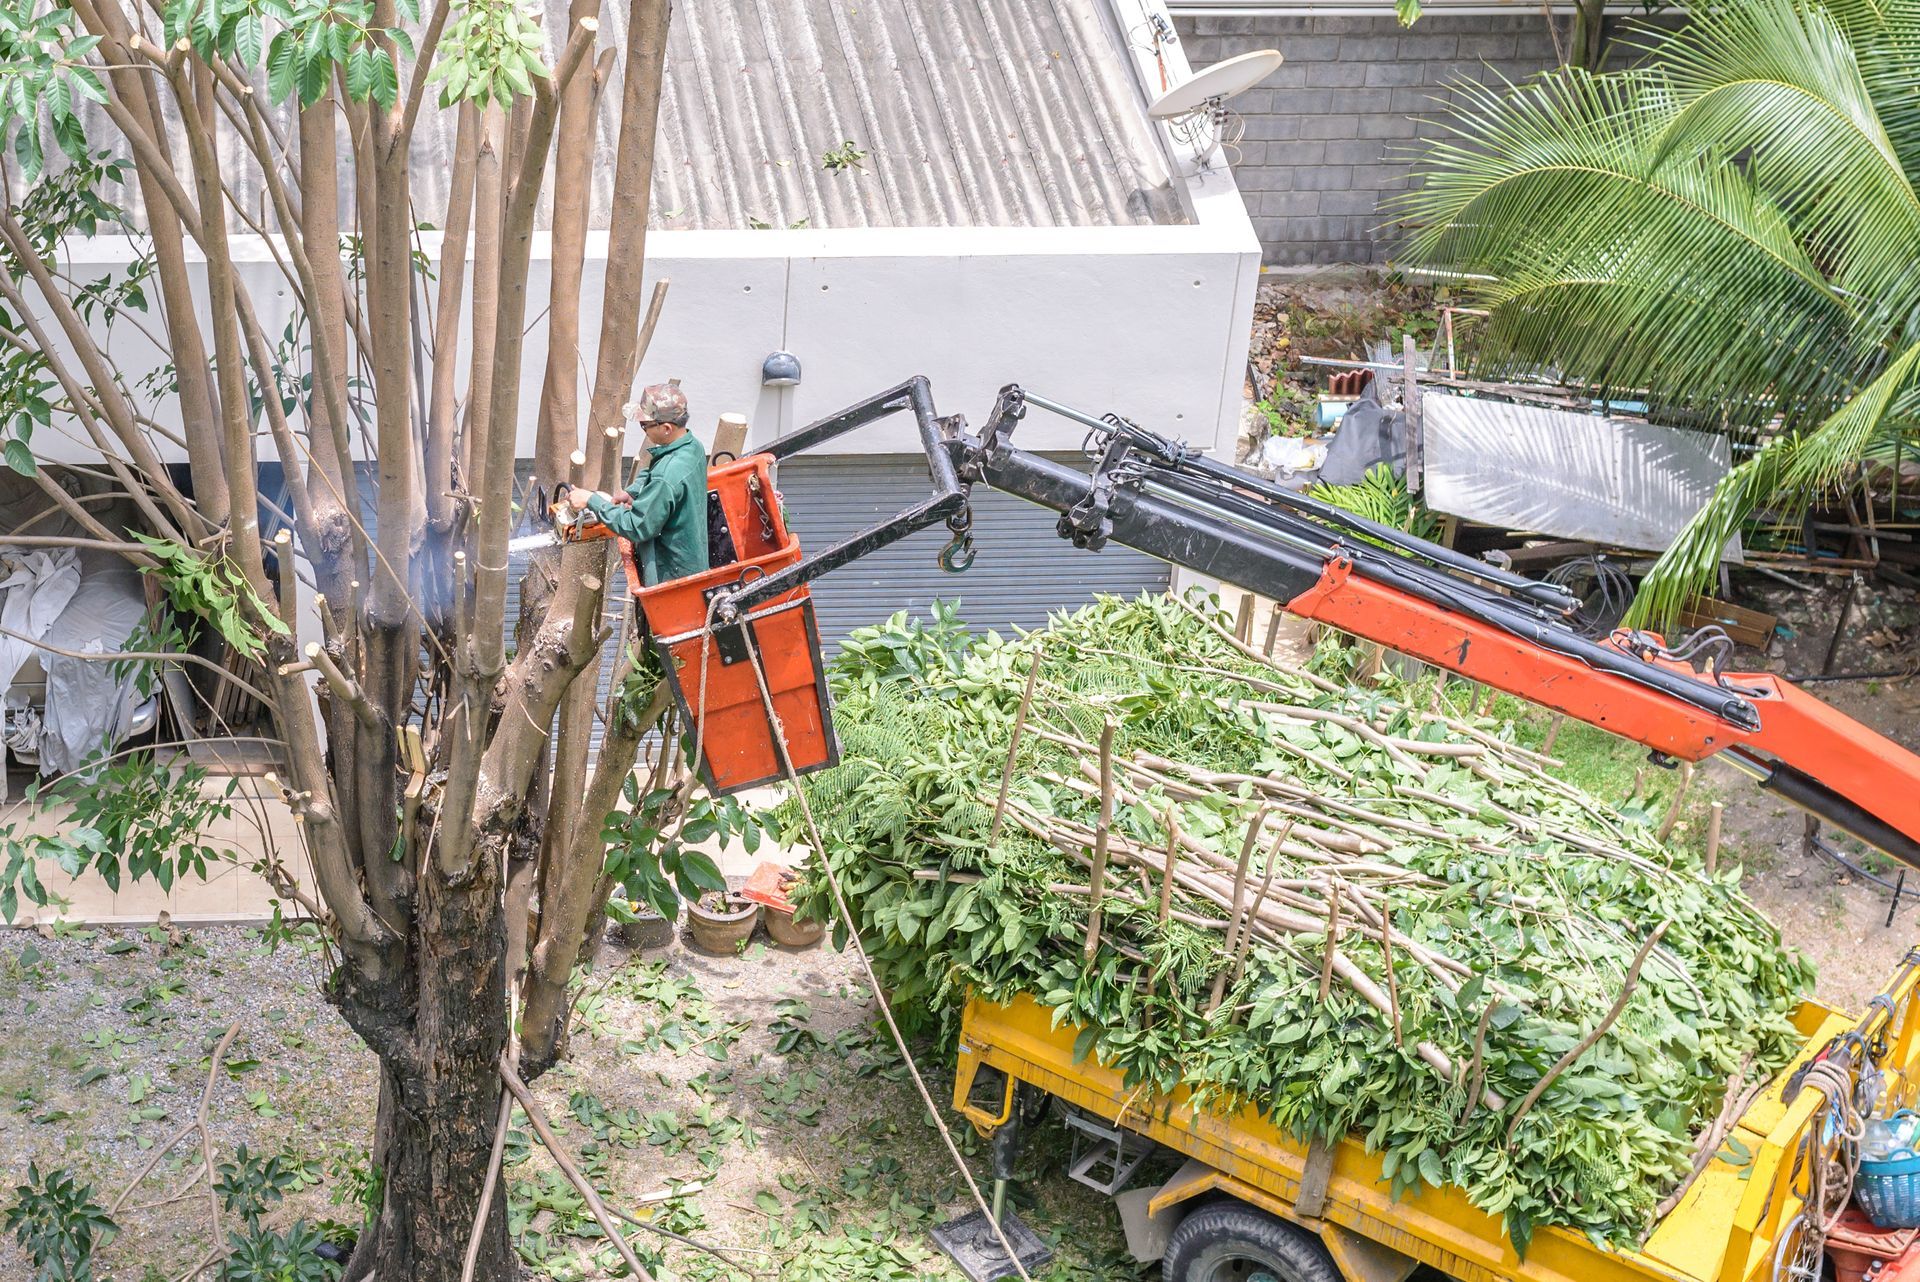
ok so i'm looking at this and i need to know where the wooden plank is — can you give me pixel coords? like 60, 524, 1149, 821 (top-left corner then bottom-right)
1296, 1136, 1335, 1220
1402, 334, 1423, 495
1677, 597, 1776, 649
1503, 540, 1601, 566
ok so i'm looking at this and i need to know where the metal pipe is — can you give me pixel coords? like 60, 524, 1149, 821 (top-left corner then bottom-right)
1019, 388, 1124, 439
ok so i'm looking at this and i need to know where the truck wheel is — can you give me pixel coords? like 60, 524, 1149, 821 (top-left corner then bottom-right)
1162, 1201, 1343, 1282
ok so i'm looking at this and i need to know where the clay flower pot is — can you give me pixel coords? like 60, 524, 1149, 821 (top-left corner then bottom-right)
615, 902, 677, 951
686, 891, 760, 954
765, 904, 824, 949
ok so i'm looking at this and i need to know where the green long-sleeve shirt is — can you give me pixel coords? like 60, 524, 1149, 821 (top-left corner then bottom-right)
585, 432, 710, 587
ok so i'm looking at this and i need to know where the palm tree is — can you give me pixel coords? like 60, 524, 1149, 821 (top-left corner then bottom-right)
1399, 0, 1920, 623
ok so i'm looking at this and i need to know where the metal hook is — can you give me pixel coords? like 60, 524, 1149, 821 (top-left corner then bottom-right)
940, 534, 977, 573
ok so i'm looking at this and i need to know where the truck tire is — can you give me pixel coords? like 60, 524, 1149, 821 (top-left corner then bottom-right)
1162, 1200, 1344, 1282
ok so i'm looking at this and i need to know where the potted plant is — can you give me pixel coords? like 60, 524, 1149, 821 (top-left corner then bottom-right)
764, 902, 824, 949
686, 889, 761, 954
599, 775, 776, 956
741, 862, 824, 949
608, 897, 676, 951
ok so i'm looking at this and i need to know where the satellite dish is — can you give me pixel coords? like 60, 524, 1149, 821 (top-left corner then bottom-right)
1148, 49, 1284, 120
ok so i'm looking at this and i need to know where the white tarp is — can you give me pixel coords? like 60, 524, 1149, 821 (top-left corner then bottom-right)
0, 549, 81, 697
39, 553, 149, 774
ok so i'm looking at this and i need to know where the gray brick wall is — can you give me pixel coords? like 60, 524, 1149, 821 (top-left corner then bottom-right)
1174, 12, 1572, 265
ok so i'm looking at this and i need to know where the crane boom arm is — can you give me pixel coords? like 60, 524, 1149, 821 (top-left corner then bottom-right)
723, 378, 1920, 867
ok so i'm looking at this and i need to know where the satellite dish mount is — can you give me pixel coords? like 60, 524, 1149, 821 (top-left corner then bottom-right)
1146, 49, 1284, 168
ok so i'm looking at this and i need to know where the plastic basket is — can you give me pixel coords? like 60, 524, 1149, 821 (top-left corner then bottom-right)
1858, 1112, 1920, 1229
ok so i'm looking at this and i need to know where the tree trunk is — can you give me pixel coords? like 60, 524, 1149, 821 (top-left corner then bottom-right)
1571, 0, 1607, 70
344, 852, 514, 1282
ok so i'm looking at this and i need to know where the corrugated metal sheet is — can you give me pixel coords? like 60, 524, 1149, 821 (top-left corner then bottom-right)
65, 1, 1181, 232
1420, 394, 1742, 557
52, 4, 1175, 233
501, 0, 1181, 229
774, 453, 1172, 649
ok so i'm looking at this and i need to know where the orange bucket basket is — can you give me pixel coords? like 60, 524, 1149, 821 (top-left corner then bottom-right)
633, 454, 838, 795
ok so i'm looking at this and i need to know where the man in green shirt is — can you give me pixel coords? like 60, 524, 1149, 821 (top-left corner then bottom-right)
565, 380, 710, 587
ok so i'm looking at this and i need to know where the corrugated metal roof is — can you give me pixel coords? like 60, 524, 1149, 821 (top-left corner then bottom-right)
413, 0, 1188, 231
53, 2, 1182, 234
645, 0, 1175, 227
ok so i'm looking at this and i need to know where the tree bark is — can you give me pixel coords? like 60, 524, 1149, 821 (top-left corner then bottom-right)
342, 855, 512, 1282
533, 0, 608, 491
68, 0, 229, 525
1571, 0, 1607, 70
516, 0, 674, 1073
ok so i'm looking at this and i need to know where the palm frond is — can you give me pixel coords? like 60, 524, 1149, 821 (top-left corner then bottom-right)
1649, 0, 1920, 323
1399, 67, 1867, 427
1793, 0, 1920, 180
1307, 463, 1439, 541
1630, 340, 1920, 626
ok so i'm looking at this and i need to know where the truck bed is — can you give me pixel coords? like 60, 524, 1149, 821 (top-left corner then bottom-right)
952, 956, 1920, 1282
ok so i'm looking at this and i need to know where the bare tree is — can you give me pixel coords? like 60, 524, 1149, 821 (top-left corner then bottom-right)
0, 0, 685, 1275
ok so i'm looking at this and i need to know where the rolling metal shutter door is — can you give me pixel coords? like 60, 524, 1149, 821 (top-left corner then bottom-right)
773, 454, 1172, 650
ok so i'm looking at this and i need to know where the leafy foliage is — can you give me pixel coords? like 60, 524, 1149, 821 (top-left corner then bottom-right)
0, 0, 104, 182
3, 1163, 116, 1282
164, 0, 417, 109
790, 595, 1811, 1249
215, 1144, 301, 1226
1308, 462, 1439, 541
132, 533, 289, 662
1400, 0, 1920, 621
820, 140, 867, 174
601, 777, 769, 922
0, 754, 238, 922
216, 1220, 340, 1282
427, 0, 547, 107
0, 149, 143, 478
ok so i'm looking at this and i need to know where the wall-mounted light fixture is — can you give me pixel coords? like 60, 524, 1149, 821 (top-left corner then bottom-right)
761, 350, 802, 387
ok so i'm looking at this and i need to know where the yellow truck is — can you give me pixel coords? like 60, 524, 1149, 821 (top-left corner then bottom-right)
950, 952, 1920, 1282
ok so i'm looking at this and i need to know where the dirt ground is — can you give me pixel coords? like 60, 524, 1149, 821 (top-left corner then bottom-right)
0, 921, 1141, 1282
6, 572, 1917, 1280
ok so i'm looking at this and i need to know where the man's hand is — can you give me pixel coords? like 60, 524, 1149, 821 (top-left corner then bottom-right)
612, 490, 634, 507
565, 487, 595, 513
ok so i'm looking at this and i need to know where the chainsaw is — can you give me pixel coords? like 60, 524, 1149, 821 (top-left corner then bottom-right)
507, 483, 646, 591
506, 482, 618, 553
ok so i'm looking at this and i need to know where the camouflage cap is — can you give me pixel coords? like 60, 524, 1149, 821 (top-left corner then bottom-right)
634, 378, 689, 428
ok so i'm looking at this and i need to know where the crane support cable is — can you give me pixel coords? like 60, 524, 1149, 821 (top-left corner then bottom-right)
734, 620, 1037, 1282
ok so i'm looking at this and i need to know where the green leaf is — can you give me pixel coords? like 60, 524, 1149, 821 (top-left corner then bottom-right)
266, 31, 298, 101
371, 48, 398, 107
68, 65, 106, 104
234, 12, 263, 66
345, 45, 373, 99
5, 438, 37, 476
13, 122, 43, 184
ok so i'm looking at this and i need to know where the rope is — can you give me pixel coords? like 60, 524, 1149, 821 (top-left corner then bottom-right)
1779, 1055, 1868, 1281
735, 619, 1037, 1282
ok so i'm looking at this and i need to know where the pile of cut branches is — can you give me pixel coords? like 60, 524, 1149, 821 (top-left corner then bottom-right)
787, 595, 1812, 1250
